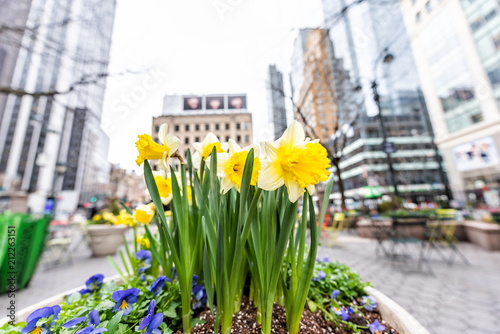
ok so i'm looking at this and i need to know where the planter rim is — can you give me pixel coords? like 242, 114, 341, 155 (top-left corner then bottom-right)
0, 275, 121, 327
2, 277, 428, 333
86, 224, 128, 230
463, 220, 500, 231
365, 286, 429, 334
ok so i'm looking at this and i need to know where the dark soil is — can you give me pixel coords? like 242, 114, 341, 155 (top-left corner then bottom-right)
174, 296, 398, 334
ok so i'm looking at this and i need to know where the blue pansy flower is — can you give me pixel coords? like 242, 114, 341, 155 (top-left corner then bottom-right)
333, 307, 349, 321
86, 274, 104, 293
192, 284, 207, 309
21, 306, 60, 334
150, 276, 170, 296
312, 270, 327, 282
136, 250, 152, 273
369, 319, 385, 334
144, 313, 164, 334
347, 306, 354, 314
362, 295, 377, 311
331, 289, 340, 300
63, 309, 107, 334
139, 300, 156, 331
112, 288, 140, 315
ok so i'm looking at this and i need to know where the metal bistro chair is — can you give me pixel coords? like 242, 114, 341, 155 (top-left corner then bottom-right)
425, 209, 469, 266
39, 224, 74, 268
321, 213, 345, 247
387, 216, 432, 273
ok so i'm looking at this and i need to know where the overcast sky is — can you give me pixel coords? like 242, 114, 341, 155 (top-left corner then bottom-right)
101, 0, 323, 172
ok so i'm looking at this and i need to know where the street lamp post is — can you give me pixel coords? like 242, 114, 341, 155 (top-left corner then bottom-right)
371, 80, 400, 198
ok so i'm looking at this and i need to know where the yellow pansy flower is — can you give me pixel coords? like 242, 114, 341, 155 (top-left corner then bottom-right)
134, 203, 156, 224
192, 132, 228, 169
258, 121, 331, 203
102, 212, 118, 224
116, 209, 136, 227
136, 235, 150, 249
93, 214, 101, 221
135, 123, 181, 166
206, 139, 261, 194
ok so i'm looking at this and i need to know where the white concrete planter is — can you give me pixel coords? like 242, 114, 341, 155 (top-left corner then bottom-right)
463, 220, 500, 251
1, 279, 429, 333
87, 225, 128, 256
365, 286, 430, 334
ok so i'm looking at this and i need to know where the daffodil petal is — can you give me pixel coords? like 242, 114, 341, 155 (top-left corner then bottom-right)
258, 162, 284, 191
192, 152, 202, 169
282, 120, 305, 147
306, 184, 315, 195
221, 176, 234, 194
164, 134, 181, 157
158, 123, 169, 144
285, 178, 304, 203
228, 139, 241, 155
192, 142, 202, 153
262, 141, 279, 161
221, 142, 229, 151
202, 132, 219, 146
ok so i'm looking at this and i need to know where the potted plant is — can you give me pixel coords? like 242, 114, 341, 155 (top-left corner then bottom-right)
86, 211, 130, 256
0, 122, 429, 333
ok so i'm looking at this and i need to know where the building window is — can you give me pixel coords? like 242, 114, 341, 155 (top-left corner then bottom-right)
416, 11, 421, 23
155, 126, 159, 133
205, 124, 210, 130
195, 137, 200, 142
175, 125, 179, 131
226, 136, 230, 141
153, 165, 158, 171
225, 123, 230, 130
237, 135, 241, 142
185, 137, 189, 144
215, 124, 220, 130
236, 123, 241, 130
244, 122, 250, 130
195, 124, 200, 131
245, 135, 250, 143
488, 67, 500, 86
494, 34, 500, 50
425, 1, 431, 12
185, 124, 189, 131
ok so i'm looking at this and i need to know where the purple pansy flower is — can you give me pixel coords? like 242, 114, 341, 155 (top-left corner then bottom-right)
369, 319, 385, 334
63, 309, 107, 334
86, 274, 104, 293
321, 257, 329, 263
333, 307, 349, 321
112, 288, 140, 315
139, 300, 156, 331
144, 313, 164, 334
136, 250, 152, 273
312, 270, 327, 282
362, 295, 377, 311
21, 306, 60, 334
150, 276, 170, 296
331, 289, 340, 300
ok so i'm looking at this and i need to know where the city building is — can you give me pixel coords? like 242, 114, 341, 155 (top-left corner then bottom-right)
153, 94, 253, 170
400, 0, 500, 205
267, 65, 288, 140
315, 2, 446, 204
0, 0, 116, 215
108, 164, 147, 206
291, 29, 340, 143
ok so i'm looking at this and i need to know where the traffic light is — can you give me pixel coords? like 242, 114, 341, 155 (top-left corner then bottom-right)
90, 196, 97, 203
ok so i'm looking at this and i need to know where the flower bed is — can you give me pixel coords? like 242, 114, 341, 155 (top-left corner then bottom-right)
1, 122, 428, 334
1, 260, 407, 334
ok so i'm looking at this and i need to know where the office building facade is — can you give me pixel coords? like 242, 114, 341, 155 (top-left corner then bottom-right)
400, 0, 500, 205
0, 0, 116, 214
267, 65, 288, 140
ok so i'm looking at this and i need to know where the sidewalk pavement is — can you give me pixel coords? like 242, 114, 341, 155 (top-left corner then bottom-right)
2, 232, 499, 334
317, 234, 500, 334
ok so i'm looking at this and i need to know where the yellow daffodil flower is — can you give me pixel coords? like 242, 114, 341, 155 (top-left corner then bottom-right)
206, 139, 261, 194
102, 212, 118, 224
92, 214, 101, 221
135, 123, 181, 166
116, 209, 136, 227
134, 203, 156, 224
136, 235, 150, 248
192, 132, 228, 169
258, 121, 331, 203
153, 169, 173, 205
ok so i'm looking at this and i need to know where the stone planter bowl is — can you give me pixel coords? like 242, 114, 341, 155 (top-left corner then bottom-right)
86, 224, 128, 256
1, 280, 429, 333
